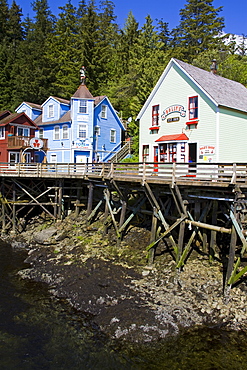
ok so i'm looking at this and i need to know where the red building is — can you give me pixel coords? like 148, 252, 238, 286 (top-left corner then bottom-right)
0, 110, 48, 163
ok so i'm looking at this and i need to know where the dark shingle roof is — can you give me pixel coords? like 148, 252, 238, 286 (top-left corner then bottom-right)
23, 102, 42, 110
35, 110, 71, 126
50, 97, 70, 105
94, 96, 106, 106
72, 84, 94, 99
174, 58, 247, 113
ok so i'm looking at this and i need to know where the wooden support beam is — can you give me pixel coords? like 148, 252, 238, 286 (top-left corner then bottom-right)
12, 182, 16, 233
230, 210, 247, 256
143, 182, 177, 250
104, 189, 120, 238
54, 185, 58, 219
75, 187, 81, 217
225, 225, 237, 290
147, 216, 186, 252
176, 202, 214, 268
118, 196, 146, 233
202, 202, 208, 253
118, 200, 127, 241
178, 221, 185, 262
58, 180, 63, 220
103, 195, 109, 235
209, 201, 218, 260
148, 206, 158, 265
13, 180, 56, 219
86, 182, 94, 218
87, 199, 103, 222
173, 185, 188, 216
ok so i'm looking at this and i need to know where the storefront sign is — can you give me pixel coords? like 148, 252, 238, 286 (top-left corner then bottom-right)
199, 145, 215, 155
161, 105, 186, 120
167, 117, 180, 123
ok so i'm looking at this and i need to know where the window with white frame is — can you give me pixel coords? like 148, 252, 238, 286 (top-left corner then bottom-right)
62, 125, 69, 139
39, 128, 44, 139
54, 126, 60, 140
0, 127, 4, 139
110, 129, 116, 143
17, 127, 29, 137
79, 124, 87, 139
101, 105, 107, 119
79, 100, 87, 114
48, 104, 54, 118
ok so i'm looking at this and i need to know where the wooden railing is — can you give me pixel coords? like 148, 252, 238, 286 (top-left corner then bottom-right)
7, 136, 48, 150
109, 141, 132, 163
0, 162, 247, 185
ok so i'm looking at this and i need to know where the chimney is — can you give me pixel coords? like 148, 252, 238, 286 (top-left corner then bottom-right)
210, 59, 217, 74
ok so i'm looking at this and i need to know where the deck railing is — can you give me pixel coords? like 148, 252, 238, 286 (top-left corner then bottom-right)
7, 136, 48, 150
0, 162, 246, 185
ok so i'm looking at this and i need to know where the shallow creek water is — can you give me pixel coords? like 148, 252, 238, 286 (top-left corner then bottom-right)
1, 239, 247, 370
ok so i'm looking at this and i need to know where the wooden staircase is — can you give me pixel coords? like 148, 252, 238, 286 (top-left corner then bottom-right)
108, 141, 132, 163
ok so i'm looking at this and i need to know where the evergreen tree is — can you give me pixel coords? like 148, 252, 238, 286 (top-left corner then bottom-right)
95, 0, 119, 92
0, 0, 9, 41
11, 0, 57, 106
49, 0, 81, 97
157, 18, 170, 50
104, 11, 139, 117
78, 0, 99, 91
7, 1, 24, 46
171, 0, 225, 61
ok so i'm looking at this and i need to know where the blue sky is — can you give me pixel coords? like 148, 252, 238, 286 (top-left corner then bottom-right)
15, 0, 246, 36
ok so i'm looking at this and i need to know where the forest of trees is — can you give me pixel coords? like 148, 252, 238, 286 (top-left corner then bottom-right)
0, 0, 247, 125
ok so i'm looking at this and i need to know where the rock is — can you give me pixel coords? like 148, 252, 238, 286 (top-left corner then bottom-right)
33, 227, 57, 244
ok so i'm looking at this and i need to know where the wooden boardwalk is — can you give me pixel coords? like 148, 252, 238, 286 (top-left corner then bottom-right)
1, 161, 247, 291
0, 161, 247, 187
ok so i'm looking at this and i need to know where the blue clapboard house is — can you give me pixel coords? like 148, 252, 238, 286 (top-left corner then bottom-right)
16, 80, 125, 164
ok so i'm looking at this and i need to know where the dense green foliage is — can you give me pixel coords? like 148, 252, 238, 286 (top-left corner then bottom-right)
0, 0, 246, 147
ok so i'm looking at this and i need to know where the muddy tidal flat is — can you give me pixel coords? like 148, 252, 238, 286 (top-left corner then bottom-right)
7, 211, 247, 343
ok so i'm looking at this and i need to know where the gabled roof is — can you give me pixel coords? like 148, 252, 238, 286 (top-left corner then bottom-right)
94, 96, 106, 106
137, 58, 247, 119
34, 110, 71, 126
22, 102, 42, 110
41, 96, 70, 107
0, 112, 39, 128
51, 97, 70, 105
174, 59, 247, 113
0, 110, 11, 120
72, 84, 94, 99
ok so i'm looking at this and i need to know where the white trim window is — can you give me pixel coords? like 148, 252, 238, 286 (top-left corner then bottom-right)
0, 127, 5, 139
39, 128, 44, 139
48, 104, 54, 118
62, 125, 69, 139
17, 127, 29, 137
79, 124, 87, 139
101, 105, 107, 119
54, 126, 60, 140
79, 100, 87, 114
110, 129, 116, 143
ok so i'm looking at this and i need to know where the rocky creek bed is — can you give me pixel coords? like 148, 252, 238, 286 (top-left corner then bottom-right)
5, 211, 247, 343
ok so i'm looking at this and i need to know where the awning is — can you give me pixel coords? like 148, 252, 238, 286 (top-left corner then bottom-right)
155, 133, 189, 142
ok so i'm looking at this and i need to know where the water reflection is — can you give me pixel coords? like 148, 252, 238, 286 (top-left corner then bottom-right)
1, 240, 247, 370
